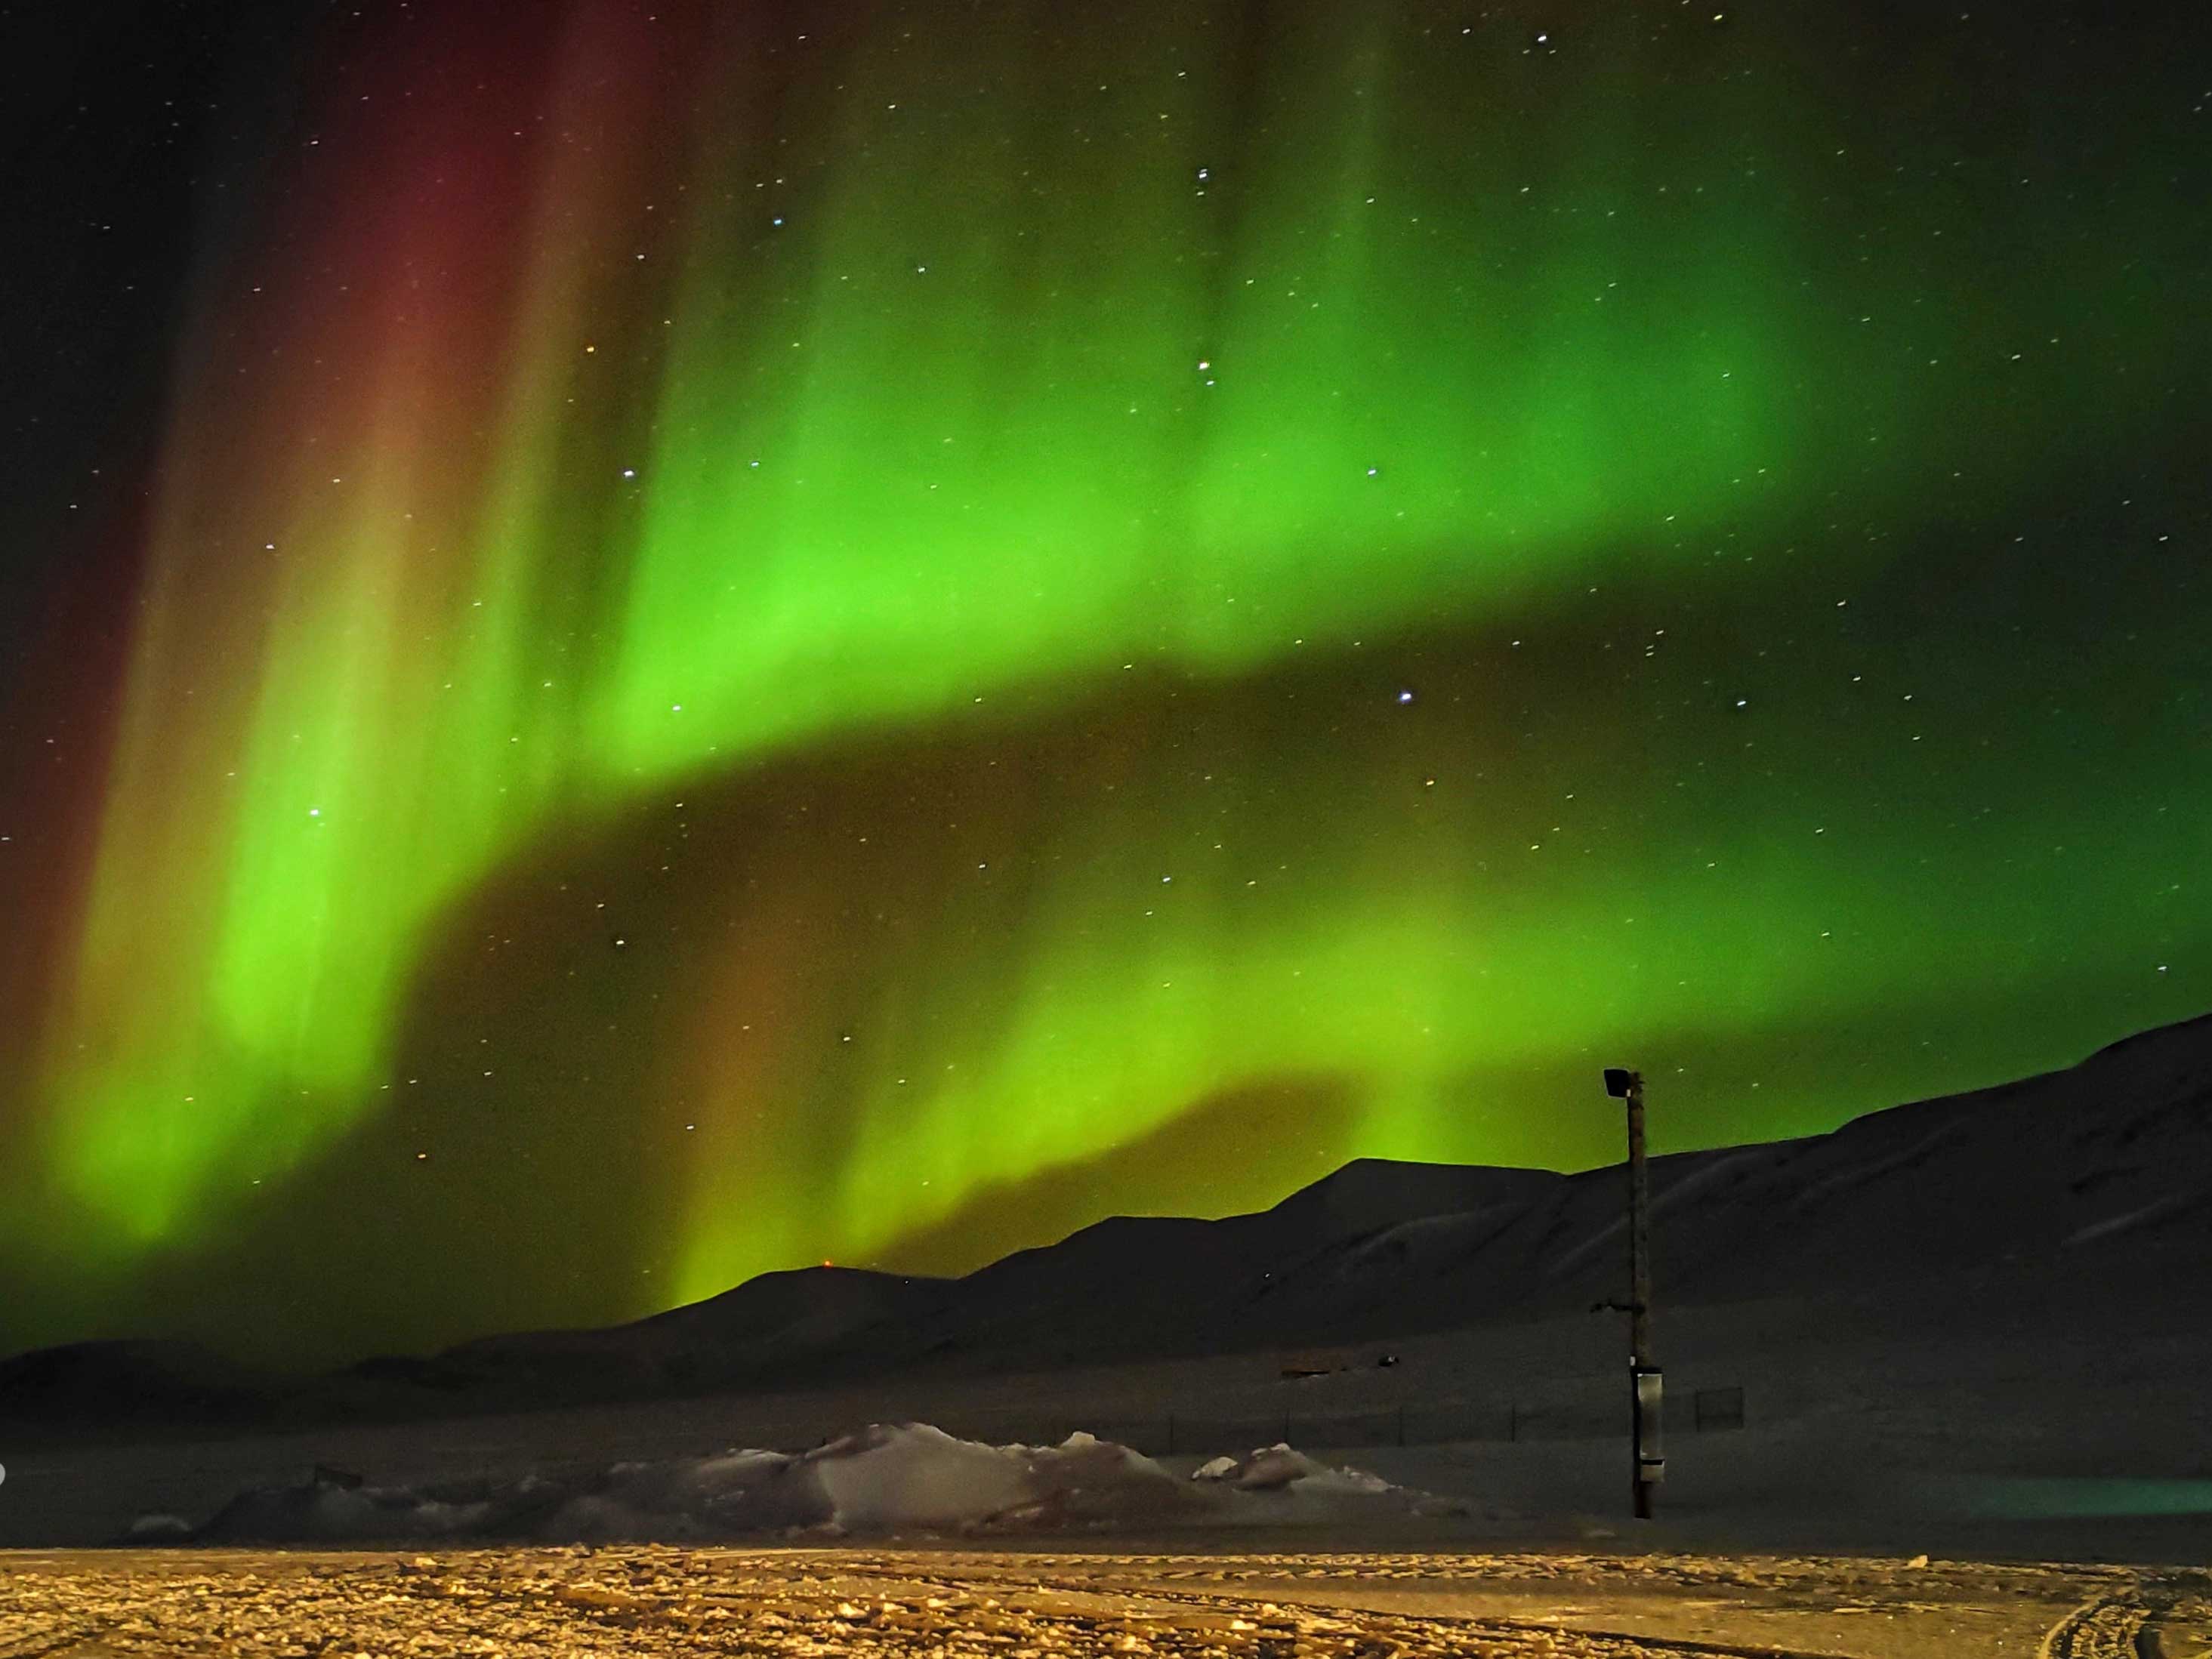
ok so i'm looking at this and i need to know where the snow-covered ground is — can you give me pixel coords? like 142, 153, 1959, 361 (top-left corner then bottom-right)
136, 1425, 1472, 1546
9, 1274, 2212, 1564
5, 1543, 2208, 1657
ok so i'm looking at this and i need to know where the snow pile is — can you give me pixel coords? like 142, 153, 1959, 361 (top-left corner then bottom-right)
1191, 1442, 1472, 1524
168, 1423, 1463, 1544
1193, 1442, 1402, 1500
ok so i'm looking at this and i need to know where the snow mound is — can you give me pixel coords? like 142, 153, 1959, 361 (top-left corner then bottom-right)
1189, 1442, 1463, 1517
171, 1423, 1461, 1544
1194, 1442, 1400, 1497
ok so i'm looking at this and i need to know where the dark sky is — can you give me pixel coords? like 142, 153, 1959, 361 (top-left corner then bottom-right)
2, 0, 2207, 1365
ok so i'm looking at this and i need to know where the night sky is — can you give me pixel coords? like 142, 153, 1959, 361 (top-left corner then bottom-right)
2, 0, 2207, 1367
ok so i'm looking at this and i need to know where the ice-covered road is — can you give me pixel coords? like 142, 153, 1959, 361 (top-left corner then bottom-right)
3, 1546, 2207, 1657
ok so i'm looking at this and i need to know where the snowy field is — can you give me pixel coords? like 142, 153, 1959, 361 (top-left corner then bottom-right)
6, 1293, 2212, 1654
3, 1543, 2208, 1657
7, 1274, 2210, 1565
5, 1236, 2210, 1659
119, 1425, 1474, 1546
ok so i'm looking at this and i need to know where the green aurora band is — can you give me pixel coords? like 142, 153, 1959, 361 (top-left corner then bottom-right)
5, 1, 2208, 1360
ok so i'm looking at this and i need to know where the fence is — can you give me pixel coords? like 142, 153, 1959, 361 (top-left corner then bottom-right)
1692, 1385, 1746, 1433
900, 1385, 1748, 1459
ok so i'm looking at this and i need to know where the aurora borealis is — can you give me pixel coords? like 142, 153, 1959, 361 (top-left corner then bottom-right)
2, 0, 2207, 1365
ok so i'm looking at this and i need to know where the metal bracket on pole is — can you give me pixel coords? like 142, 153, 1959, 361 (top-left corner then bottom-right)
1633, 1363, 1665, 1487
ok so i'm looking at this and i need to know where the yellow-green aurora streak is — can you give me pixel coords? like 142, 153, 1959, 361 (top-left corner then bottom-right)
5, 0, 2207, 1360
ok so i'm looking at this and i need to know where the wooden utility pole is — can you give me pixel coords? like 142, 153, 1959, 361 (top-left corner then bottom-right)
1605, 1066, 1664, 1519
